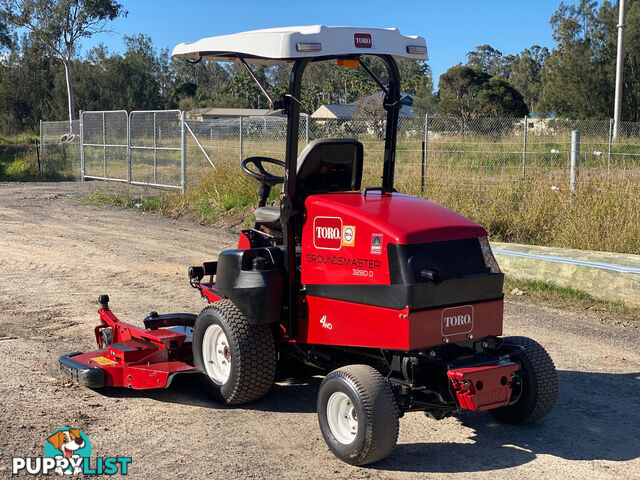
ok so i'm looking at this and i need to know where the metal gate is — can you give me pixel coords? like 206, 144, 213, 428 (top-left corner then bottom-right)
80, 110, 185, 190
129, 110, 184, 190
81, 110, 129, 183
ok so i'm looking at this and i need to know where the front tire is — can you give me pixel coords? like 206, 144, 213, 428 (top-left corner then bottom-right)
317, 365, 399, 465
490, 336, 558, 424
193, 300, 276, 405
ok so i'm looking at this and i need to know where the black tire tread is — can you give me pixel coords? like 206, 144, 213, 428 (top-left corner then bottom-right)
325, 364, 399, 465
491, 336, 558, 424
196, 300, 276, 405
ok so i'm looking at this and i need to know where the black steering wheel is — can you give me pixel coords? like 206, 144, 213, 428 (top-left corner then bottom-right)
241, 157, 285, 187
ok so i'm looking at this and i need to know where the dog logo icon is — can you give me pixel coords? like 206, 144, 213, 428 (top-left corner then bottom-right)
45, 428, 91, 476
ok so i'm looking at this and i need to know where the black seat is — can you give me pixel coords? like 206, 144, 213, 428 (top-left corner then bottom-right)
296, 138, 363, 196
254, 138, 363, 227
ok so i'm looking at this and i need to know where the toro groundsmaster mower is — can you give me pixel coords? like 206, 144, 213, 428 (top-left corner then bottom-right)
59, 26, 558, 465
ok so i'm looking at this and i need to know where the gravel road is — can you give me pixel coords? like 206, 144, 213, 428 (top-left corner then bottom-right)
0, 182, 638, 479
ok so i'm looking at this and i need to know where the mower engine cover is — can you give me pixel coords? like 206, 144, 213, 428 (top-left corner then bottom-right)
298, 192, 504, 349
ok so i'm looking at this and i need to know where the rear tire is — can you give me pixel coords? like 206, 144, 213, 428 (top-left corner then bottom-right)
317, 365, 399, 465
490, 336, 558, 424
193, 300, 276, 405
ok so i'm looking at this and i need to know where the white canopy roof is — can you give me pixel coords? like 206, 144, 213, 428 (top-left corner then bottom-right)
171, 25, 428, 65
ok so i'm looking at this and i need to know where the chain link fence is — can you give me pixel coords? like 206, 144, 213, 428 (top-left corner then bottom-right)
40, 112, 640, 196
40, 120, 81, 179
130, 110, 183, 188
81, 111, 129, 182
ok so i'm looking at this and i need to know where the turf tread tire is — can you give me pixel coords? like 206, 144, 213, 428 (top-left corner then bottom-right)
490, 336, 558, 424
318, 364, 399, 465
193, 300, 276, 405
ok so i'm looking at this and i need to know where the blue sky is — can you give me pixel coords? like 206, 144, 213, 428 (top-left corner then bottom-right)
83, 0, 563, 86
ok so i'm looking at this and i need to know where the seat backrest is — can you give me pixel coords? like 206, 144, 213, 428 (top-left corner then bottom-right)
296, 138, 363, 196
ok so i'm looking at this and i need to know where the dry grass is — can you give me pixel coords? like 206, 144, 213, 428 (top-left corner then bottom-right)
76, 130, 640, 255
83, 159, 639, 255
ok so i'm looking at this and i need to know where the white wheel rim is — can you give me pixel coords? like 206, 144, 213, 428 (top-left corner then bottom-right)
326, 392, 358, 445
202, 324, 231, 384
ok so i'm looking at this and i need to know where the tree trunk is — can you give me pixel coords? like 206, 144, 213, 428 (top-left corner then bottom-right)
63, 59, 75, 129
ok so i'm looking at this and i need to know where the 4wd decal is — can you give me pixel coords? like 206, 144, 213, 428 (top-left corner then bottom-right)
313, 216, 343, 250
441, 305, 474, 336
320, 315, 333, 330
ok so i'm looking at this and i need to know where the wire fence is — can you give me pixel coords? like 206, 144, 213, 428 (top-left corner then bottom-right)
130, 110, 183, 188
39, 112, 640, 194
81, 110, 128, 182
40, 119, 81, 179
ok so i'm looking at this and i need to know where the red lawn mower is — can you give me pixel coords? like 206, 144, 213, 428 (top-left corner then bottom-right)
60, 26, 557, 465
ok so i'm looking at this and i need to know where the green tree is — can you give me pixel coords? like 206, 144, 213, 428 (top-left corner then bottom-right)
170, 57, 229, 107
1, 0, 125, 125
509, 46, 549, 113
0, 9, 12, 47
476, 76, 529, 117
436, 65, 528, 120
119, 34, 165, 110
398, 59, 434, 115
436, 66, 486, 119
467, 45, 507, 77
540, 0, 614, 118
0, 35, 58, 131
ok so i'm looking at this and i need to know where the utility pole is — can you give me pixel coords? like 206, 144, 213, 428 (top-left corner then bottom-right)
613, 0, 627, 140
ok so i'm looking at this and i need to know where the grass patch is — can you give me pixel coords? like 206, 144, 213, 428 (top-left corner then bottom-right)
504, 276, 639, 320
0, 148, 40, 181
81, 190, 161, 212
81, 167, 264, 227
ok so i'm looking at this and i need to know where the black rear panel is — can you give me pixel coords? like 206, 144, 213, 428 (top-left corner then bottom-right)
306, 237, 503, 310
388, 238, 491, 284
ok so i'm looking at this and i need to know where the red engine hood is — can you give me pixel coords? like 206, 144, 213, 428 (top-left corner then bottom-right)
305, 192, 486, 244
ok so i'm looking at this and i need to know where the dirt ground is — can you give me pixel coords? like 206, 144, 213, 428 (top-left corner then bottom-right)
0, 181, 639, 479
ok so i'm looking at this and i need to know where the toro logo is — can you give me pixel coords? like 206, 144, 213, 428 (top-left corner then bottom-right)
354, 33, 372, 48
313, 216, 343, 250
441, 305, 474, 336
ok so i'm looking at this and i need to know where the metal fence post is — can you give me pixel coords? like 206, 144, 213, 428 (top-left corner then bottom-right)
153, 112, 157, 184
39, 119, 44, 175
181, 111, 186, 192
421, 113, 428, 193
607, 118, 613, 182
102, 111, 107, 178
239, 116, 243, 162
35, 139, 40, 174
570, 130, 580, 192
305, 114, 310, 145
79, 111, 84, 181
522, 115, 528, 179
127, 112, 132, 184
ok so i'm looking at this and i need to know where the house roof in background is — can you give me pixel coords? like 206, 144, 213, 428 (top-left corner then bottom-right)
189, 108, 284, 117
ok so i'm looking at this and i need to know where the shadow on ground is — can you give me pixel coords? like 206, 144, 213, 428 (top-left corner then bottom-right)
97, 370, 640, 472
373, 370, 640, 473
98, 374, 321, 413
